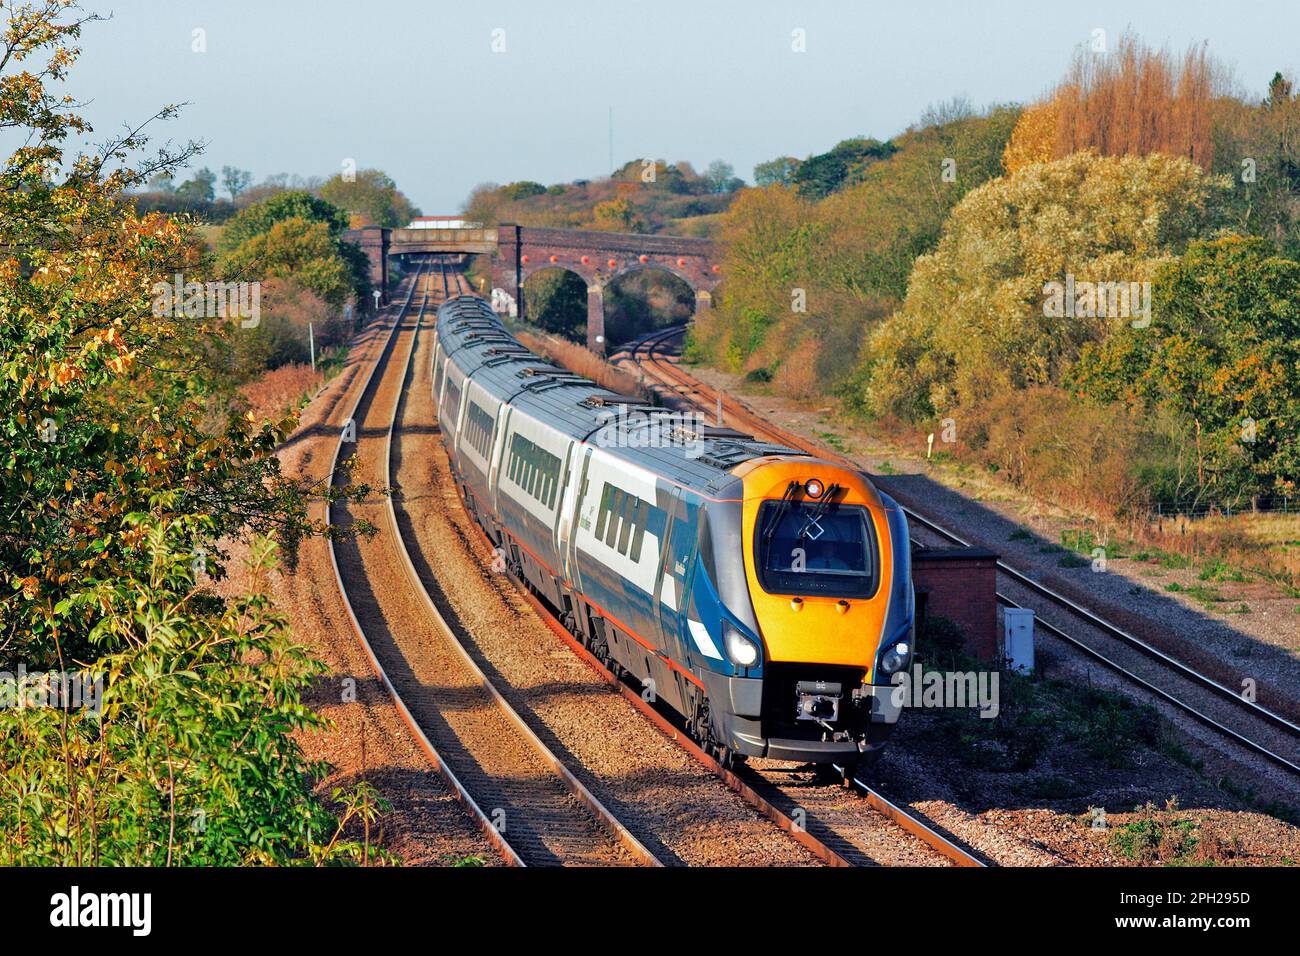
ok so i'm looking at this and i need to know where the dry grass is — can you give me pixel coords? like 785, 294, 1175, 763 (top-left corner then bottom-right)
514, 328, 648, 399
1134, 511, 1300, 588
238, 362, 323, 425
869, 399, 1300, 589
772, 336, 822, 400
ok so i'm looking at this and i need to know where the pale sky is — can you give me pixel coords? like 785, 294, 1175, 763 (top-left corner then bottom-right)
60, 0, 1300, 212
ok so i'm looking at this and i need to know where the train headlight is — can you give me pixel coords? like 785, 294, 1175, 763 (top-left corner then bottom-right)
880, 640, 911, 674
724, 625, 759, 667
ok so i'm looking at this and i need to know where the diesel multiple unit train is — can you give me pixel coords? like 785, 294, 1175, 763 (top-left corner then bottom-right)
432, 294, 914, 769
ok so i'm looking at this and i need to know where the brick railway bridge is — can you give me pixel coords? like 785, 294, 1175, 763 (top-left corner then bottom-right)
345, 223, 721, 354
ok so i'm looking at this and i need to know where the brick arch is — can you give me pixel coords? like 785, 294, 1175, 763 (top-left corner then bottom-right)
342, 222, 723, 350
600, 264, 703, 347
494, 225, 720, 354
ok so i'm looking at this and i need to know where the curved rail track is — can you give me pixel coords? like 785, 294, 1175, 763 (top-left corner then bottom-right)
326, 259, 661, 867
428, 317, 981, 867
621, 324, 1300, 786
417, 284, 983, 865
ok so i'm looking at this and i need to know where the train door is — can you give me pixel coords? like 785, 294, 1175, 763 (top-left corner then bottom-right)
487, 405, 510, 509
559, 444, 592, 588
551, 439, 578, 567
655, 491, 693, 668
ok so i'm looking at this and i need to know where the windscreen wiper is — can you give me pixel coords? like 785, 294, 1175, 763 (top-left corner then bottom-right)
762, 481, 800, 548
797, 483, 842, 541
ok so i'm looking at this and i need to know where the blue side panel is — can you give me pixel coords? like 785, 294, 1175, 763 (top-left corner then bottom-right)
573, 550, 658, 650
572, 494, 673, 651
496, 490, 559, 573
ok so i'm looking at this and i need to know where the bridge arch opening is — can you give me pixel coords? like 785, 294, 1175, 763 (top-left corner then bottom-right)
520, 267, 588, 342
602, 267, 696, 348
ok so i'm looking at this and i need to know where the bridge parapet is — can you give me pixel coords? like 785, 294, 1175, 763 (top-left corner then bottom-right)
390, 226, 498, 256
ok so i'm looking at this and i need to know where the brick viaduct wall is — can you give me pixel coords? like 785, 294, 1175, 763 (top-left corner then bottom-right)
343, 226, 389, 301
492, 225, 722, 354
912, 548, 1000, 660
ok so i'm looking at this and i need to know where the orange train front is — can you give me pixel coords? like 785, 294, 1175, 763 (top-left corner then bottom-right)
434, 294, 914, 772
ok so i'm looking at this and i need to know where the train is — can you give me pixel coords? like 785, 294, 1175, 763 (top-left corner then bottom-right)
431, 294, 914, 771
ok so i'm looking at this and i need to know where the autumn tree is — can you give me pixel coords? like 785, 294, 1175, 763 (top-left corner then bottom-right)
220, 216, 356, 307
853, 151, 1227, 421
697, 106, 1017, 384
792, 137, 896, 199
1040, 32, 1224, 168
317, 167, 419, 228
1071, 236, 1300, 501
217, 189, 348, 254
0, 1, 373, 865
1213, 71, 1300, 258
591, 196, 645, 232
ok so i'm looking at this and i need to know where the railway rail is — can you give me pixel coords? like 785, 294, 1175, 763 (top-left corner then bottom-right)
450, 426, 985, 867
326, 259, 661, 867
619, 324, 1300, 786
401, 283, 984, 866
429, 313, 985, 867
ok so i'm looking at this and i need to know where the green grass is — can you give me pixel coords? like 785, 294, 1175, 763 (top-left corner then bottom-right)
1110, 803, 1201, 865
920, 651, 1164, 774
814, 430, 848, 452
1199, 559, 1250, 583
1061, 528, 1095, 554
1216, 777, 1300, 826
1163, 581, 1229, 609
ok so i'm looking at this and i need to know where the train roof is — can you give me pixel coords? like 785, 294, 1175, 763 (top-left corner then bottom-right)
435, 295, 809, 492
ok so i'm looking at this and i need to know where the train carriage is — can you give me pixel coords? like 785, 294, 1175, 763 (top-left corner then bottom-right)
432, 294, 914, 769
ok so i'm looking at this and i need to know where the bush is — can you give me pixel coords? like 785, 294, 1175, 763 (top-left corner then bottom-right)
0, 534, 376, 865
854, 150, 1227, 420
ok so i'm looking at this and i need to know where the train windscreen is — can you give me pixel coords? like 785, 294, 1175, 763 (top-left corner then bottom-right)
755, 500, 879, 598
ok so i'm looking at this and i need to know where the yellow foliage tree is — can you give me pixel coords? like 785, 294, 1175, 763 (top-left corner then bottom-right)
855, 151, 1228, 421
1002, 100, 1059, 174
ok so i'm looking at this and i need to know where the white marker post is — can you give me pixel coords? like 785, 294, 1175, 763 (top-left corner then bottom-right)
309, 322, 316, 373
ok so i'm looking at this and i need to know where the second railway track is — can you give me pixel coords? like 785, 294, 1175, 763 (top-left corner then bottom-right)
619, 324, 1300, 789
